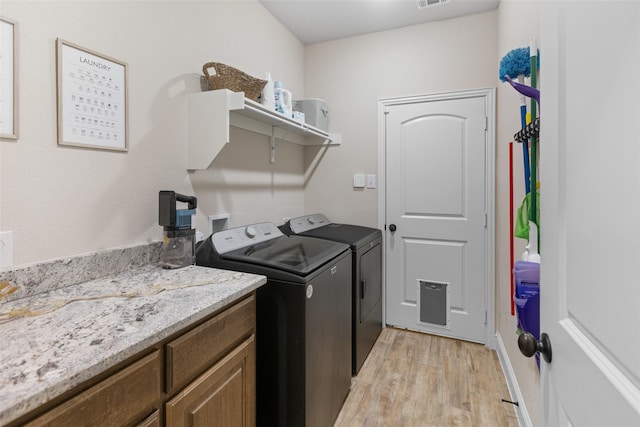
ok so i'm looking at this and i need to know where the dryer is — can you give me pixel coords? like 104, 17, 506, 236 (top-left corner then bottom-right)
281, 214, 383, 374
196, 222, 352, 427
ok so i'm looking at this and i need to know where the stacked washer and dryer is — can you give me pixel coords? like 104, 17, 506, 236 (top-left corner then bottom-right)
195, 216, 382, 426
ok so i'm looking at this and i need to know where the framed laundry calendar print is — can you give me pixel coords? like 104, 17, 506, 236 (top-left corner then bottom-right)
0, 16, 19, 140
56, 39, 128, 151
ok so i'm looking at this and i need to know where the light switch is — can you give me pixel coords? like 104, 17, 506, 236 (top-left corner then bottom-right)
353, 174, 365, 188
367, 174, 376, 189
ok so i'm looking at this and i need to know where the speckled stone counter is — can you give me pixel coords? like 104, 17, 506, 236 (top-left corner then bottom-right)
0, 251, 266, 425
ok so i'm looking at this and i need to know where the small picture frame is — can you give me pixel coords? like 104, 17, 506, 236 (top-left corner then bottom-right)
0, 16, 19, 140
56, 38, 128, 151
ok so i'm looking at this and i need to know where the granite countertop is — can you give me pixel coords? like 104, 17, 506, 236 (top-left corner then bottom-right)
0, 264, 266, 425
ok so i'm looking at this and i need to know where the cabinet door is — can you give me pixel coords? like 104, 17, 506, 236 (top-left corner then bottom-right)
165, 335, 256, 427
26, 351, 160, 427
166, 294, 255, 394
136, 410, 160, 427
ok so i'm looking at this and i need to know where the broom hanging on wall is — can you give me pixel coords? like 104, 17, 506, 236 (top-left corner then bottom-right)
499, 42, 541, 313
499, 46, 534, 194
501, 42, 542, 366
500, 41, 541, 262
500, 46, 531, 315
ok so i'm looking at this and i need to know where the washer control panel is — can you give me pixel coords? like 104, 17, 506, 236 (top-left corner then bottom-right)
212, 222, 283, 254
289, 214, 330, 234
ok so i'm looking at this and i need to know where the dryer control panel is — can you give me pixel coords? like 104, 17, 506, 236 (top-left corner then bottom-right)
289, 214, 330, 234
212, 222, 283, 254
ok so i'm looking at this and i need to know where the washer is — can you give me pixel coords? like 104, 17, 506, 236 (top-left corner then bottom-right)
196, 222, 352, 427
281, 214, 383, 375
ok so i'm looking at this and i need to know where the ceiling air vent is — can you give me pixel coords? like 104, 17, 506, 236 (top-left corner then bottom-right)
416, 0, 451, 9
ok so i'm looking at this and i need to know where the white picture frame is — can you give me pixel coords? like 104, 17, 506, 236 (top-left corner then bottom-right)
56, 38, 128, 151
0, 16, 19, 140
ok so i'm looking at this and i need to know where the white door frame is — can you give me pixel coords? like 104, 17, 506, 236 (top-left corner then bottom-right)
377, 88, 496, 348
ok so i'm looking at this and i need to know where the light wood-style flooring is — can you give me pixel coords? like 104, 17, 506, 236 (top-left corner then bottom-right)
334, 327, 519, 427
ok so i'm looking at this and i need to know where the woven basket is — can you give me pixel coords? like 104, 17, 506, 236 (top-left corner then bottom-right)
202, 62, 267, 101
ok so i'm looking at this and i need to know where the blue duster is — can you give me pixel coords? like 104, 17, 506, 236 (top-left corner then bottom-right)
499, 47, 538, 81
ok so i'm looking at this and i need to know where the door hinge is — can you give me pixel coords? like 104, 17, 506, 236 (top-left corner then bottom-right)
484, 213, 488, 229
485, 310, 488, 325
485, 116, 488, 131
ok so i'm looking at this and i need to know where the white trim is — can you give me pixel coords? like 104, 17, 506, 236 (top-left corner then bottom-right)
377, 100, 388, 326
377, 88, 496, 348
496, 332, 533, 427
561, 319, 640, 413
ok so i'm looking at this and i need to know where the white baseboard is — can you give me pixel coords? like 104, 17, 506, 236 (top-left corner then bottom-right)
495, 332, 533, 427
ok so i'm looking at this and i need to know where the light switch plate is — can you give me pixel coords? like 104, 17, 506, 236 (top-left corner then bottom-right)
353, 174, 365, 188
0, 231, 13, 268
367, 174, 376, 189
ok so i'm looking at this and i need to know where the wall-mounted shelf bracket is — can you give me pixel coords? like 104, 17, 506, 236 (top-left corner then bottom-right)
187, 89, 341, 169
270, 126, 278, 164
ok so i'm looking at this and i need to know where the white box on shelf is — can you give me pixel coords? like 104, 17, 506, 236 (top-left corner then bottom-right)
293, 99, 329, 132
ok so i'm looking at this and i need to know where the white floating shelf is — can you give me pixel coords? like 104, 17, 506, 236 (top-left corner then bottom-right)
187, 89, 341, 169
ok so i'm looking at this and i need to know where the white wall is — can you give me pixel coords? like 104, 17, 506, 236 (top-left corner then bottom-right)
497, 1, 541, 426
0, 0, 305, 266
304, 11, 498, 227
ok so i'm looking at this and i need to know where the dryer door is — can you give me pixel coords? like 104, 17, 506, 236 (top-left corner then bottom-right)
360, 243, 382, 323
355, 242, 383, 374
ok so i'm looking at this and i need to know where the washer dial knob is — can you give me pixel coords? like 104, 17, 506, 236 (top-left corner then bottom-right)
245, 226, 257, 238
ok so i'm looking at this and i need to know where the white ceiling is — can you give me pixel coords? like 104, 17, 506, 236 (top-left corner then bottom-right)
259, 0, 500, 45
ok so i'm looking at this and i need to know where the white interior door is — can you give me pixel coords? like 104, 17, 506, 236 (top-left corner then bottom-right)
539, 2, 640, 425
384, 90, 492, 344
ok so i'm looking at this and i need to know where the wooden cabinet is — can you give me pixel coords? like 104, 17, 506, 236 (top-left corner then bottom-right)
25, 351, 161, 427
165, 335, 255, 427
165, 294, 255, 394
165, 294, 256, 427
18, 293, 256, 427
137, 410, 161, 427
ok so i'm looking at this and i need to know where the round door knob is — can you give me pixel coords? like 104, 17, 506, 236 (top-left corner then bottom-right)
518, 332, 552, 363
389, 224, 397, 232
